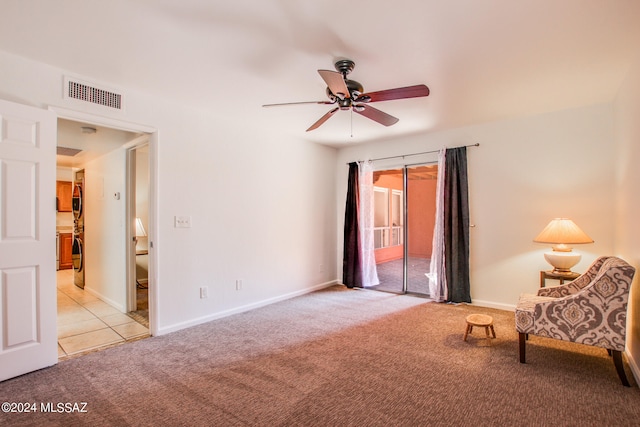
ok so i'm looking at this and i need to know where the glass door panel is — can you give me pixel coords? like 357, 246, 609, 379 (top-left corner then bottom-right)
406, 164, 438, 295
371, 169, 404, 293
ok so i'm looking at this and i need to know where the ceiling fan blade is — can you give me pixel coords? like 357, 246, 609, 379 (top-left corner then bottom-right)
306, 107, 339, 132
262, 100, 334, 107
353, 104, 399, 127
355, 84, 430, 103
318, 70, 350, 99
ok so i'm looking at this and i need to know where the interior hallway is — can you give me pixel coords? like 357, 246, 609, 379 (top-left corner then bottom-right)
57, 269, 149, 359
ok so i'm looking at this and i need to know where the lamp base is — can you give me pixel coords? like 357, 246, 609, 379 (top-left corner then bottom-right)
543, 251, 581, 275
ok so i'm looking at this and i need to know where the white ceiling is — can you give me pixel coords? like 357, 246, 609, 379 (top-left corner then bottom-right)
56, 119, 140, 168
2, 0, 640, 147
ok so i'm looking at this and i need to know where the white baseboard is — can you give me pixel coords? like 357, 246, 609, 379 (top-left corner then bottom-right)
156, 280, 338, 336
470, 299, 516, 311
83, 286, 126, 313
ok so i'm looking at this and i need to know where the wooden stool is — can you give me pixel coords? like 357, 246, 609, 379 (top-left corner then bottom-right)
464, 314, 496, 345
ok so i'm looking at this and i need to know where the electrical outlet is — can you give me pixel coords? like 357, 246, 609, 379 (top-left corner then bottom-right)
200, 286, 208, 299
236, 279, 242, 291
319, 264, 325, 273
175, 215, 192, 228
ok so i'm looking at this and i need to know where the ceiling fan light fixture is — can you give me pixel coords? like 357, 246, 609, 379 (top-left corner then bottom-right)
338, 98, 351, 109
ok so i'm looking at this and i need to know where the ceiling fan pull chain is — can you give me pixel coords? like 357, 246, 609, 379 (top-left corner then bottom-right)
350, 109, 354, 137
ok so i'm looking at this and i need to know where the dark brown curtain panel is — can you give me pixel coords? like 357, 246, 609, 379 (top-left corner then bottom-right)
342, 162, 362, 288
444, 147, 471, 303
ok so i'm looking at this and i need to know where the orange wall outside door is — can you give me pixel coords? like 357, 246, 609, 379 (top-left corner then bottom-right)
407, 178, 437, 258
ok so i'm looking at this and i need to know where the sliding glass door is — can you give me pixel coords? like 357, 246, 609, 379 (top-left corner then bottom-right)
370, 164, 437, 296
405, 164, 438, 294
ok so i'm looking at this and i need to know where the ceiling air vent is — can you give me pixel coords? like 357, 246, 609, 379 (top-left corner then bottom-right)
57, 147, 83, 157
64, 77, 125, 111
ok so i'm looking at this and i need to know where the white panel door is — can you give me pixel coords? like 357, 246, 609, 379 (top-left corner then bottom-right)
0, 99, 57, 381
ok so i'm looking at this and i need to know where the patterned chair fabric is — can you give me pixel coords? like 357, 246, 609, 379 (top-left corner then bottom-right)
536, 256, 611, 298
515, 256, 635, 386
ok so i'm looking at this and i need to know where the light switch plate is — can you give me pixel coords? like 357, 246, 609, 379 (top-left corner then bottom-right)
174, 215, 192, 228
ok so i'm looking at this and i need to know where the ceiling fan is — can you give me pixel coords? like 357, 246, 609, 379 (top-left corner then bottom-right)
262, 59, 430, 132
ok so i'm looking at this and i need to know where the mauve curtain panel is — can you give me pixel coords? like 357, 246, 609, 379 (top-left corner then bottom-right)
428, 149, 447, 302
444, 147, 471, 303
343, 162, 361, 288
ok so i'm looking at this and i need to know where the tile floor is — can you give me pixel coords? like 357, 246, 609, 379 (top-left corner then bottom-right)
57, 269, 149, 359
371, 256, 431, 294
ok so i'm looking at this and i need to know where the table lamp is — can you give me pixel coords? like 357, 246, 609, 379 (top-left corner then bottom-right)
533, 218, 594, 275
135, 217, 147, 243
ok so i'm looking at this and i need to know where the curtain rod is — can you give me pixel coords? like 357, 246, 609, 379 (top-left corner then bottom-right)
348, 143, 480, 165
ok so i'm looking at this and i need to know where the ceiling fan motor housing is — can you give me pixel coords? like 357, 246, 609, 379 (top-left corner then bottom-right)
327, 79, 364, 106
324, 59, 364, 105
346, 79, 363, 96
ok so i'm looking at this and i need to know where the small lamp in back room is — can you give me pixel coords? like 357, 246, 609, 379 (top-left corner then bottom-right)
533, 218, 594, 275
135, 217, 147, 243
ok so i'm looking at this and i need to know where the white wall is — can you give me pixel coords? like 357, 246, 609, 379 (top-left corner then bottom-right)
83, 149, 128, 311
142, 105, 338, 332
56, 167, 74, 181
336, 103, 616, 309
0, 50, 338, 334
613, 53, 640, 377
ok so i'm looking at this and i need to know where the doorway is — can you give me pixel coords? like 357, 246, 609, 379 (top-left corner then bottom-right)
126, 143, 150, 326
370, 164, 438, 296
54, 113, 155, 358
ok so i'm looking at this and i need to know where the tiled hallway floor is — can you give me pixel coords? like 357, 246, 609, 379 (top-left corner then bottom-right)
57, 269, 149, 359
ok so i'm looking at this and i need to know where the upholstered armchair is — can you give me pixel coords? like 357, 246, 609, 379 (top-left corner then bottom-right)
515, 256, 636, 386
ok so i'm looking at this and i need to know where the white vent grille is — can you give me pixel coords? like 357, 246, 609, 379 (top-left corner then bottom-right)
64, 77, 124, 110
57, 147, 82, 156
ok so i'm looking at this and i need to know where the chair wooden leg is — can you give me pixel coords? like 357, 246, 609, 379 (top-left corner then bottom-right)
519, 332, 526, 363
611, 350, 631, 387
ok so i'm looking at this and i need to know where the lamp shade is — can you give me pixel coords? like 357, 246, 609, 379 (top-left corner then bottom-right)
533, 218, 593, 245
534, 218, 593, 274
135, 217, 147, 237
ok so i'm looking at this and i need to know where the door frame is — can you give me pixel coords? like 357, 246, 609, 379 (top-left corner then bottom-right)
125, 137, 149, 314
48, 106, 159, 336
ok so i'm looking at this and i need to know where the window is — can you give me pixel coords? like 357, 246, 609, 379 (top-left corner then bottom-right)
374, 186, 403, 249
